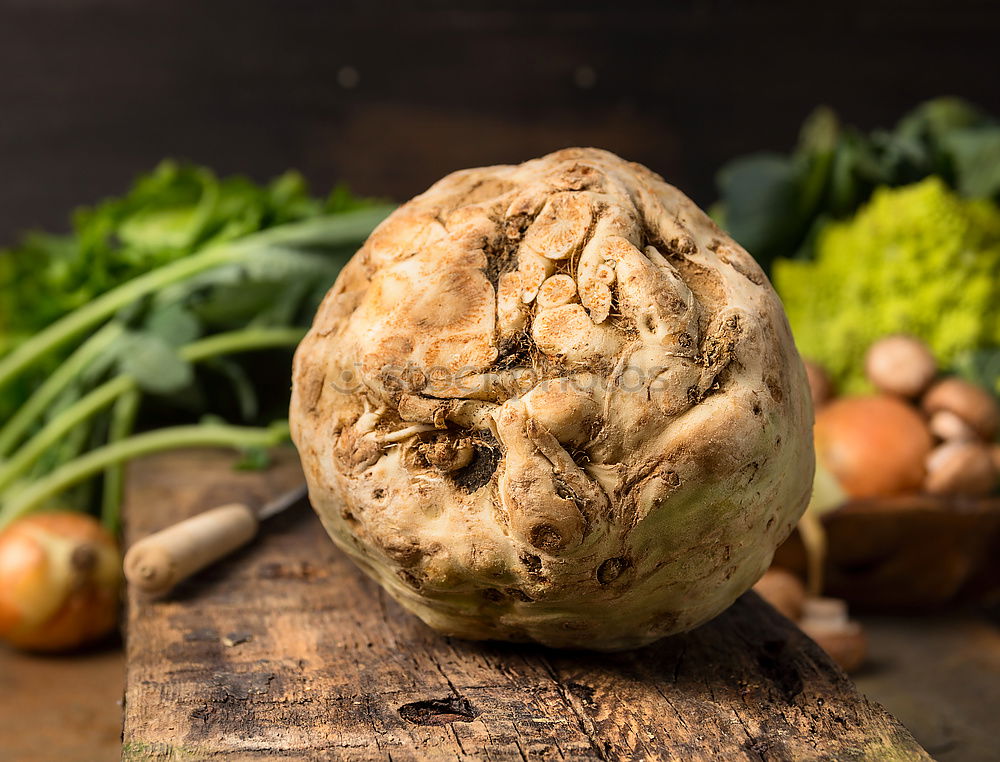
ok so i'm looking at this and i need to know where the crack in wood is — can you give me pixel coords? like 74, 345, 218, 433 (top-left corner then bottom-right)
398, 696, 480, 727
122, 449, 932, 761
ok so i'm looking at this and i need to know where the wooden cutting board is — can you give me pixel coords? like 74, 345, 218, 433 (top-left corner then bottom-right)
121, 448, 930, 761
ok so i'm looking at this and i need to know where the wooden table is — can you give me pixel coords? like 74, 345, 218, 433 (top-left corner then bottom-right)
122, 449, 930, 761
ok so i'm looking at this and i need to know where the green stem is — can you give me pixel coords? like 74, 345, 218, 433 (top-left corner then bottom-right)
0, 207, 392, 393
0, 247, 239, 391
0, 322, 125, 457
95, 327, 304, 533
0, 327, 306, 496
179, 326, 306, 363
0, 376, 135, 493
101, 388, 141, 533
44, 407, 93, 485
0, 422, 290, 528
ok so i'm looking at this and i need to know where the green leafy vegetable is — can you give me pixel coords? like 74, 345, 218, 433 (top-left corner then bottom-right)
117, 333, 194, 395
0, 162, 394, 530
774, 178, 1000, 394
944, 127, 1000, 199
714, 98, 1000, 271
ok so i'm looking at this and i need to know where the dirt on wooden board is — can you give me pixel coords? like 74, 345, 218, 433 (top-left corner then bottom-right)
119, 448, 930, 761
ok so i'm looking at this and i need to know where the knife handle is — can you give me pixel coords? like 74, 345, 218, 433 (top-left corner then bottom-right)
123, 504, 259, 596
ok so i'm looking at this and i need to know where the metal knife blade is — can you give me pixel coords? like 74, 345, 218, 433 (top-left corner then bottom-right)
256, 482, 309, 520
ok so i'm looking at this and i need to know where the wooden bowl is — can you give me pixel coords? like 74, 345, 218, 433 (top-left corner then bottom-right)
772, 495, 1000, 611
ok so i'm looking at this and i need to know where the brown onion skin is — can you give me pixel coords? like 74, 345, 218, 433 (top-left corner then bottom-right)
814, 396, 933, 499
0, 512, 120, 652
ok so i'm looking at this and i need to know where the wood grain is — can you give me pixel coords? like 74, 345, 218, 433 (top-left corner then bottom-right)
122, 448, 930, 761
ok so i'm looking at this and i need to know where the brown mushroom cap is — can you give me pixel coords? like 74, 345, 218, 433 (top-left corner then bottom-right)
864, 335, 937, 398
803, 360, 834, 410
928, 410, 978, 442
922, 377, 1000, 440
924, 441, 999, 496
798, 597, 866, 673
753, 567, 806, 621
799, 620, 867, 673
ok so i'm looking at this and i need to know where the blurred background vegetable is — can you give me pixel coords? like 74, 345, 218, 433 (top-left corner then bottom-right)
714, 98, 1000, 270
0, 164, 393, 535
716, 98, 1000, 398
775, 179, 1000, 394
720, 100, 1000, 677
0, 512, 120, 651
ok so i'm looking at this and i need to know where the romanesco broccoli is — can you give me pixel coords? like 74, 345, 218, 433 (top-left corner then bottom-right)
774, 177, 1000, 393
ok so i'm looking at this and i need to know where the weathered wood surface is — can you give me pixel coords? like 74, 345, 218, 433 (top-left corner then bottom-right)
122, 448, 930, 761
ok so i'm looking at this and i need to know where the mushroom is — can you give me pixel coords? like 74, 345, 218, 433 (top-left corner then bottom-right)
922, 377, 1000, 441
290, 148, 815, 650
803, 359, 834, 410
753, 567, 806, 621
864, 335, 936, 398
798, 597, 867, 673
928, 409, 979, 442
924, 441, 999, 496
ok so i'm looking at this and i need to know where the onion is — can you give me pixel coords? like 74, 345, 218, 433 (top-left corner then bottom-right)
814, 395, 933, 498
0, 512, 120, 651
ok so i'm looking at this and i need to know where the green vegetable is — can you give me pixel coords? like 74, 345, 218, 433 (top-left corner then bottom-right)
0, 421, 291, 527
715, 98, 1000, 271
0, 162, 394, 531
774, 178, 1000, 394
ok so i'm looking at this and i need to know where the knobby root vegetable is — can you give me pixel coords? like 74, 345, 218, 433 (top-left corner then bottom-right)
290, 148, 814, 650
0, 512, 120, 651
814, 396, 933, 499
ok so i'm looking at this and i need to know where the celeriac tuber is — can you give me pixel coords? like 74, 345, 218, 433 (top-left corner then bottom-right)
290, 148, 813, 649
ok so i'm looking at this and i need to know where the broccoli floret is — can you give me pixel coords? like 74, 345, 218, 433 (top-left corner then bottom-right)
774, 177, 1000, 394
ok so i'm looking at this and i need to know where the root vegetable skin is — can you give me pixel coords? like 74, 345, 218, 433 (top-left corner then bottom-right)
290, 148, 814, 650
0, 512, 120, 651
814, 396, 933, 498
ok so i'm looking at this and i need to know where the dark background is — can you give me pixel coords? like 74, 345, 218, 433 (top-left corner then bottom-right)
1, 0, 999, 244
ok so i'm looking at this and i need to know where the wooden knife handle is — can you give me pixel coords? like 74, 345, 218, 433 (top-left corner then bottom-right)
123, 504, 259, 596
